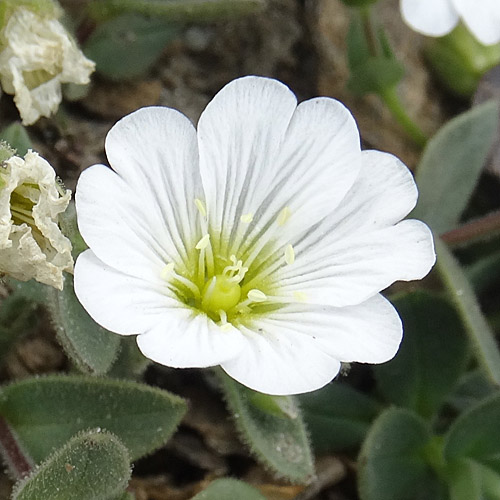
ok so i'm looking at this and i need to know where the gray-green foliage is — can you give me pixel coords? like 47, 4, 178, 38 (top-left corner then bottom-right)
191, 478, 267, 500
84, 14, 181, 80
11, 430, 131, 500
0, 375, 187, 463
412, 100, 499, 234
88, 0, 265, 22
358, 409, 443, 500
216, 370, 314, 483
374, 291, 469, 418
46, 273, 121, 375
0, 124, 31, 157
299, 382, 380, 453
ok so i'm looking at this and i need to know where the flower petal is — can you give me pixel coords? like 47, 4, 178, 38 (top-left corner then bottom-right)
74, 250, 176, 335
278, 219, 435, 307
222, 294, 401, 395
197, 76, 361, 262
453, 0, 500, 45
268, 151, 434, 306
400, 0, 459, 37
104, 107, 204, 268
197, 76, 297, 253
136, 312, 246, 368
76, 164, 169, 282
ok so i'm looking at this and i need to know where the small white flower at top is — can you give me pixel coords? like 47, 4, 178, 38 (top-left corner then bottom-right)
400, 0, 500, 45
0, 5, 95, 125
74, 76, 436, 395
0, 146, 73, 290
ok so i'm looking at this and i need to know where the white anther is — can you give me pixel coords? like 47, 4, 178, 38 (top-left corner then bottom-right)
247, 289, 267, 302
194, 198, 207, 217
160, 263, 175, 280
284, 244, 295, 265
240, 213, 254, 223
195, 233, 210, 250
277, 206, 291, 226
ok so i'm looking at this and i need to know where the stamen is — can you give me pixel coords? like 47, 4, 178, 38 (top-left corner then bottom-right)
194, 198, 207, 217
160, 262, 175, 280
284, 244, 295, 265
196, 234, 210, 250
219, 309, 228, 324
233, 288, 268, 312
240, 213, 253, 223
161, 263, 201, 299
247, 289, 267, 302
277, 206, 291, 226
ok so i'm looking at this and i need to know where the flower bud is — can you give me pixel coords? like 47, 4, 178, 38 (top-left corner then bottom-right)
0, 147, 73, 289
0, 1, 95, 125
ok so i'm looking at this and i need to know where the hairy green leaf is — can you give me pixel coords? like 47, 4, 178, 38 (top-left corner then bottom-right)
191, 478, 266, 500
216, 370, 314, 483
0, 375, 187, 462
374, 291, 469, 418
12, 430, 131, 500
413, 100, 499, 234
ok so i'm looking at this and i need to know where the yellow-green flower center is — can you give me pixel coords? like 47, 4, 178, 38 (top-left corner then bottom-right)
202, 275, 242, 314
161, 199, 299, 328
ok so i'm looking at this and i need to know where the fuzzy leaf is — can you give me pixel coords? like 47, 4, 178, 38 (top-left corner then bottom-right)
191, 478, 266, 500
444, 393, 500, 475
0, 123, 32, 156
12, 430, 131, 500
0, 375, 187, 463
299, 382, 380, 453
374, 291, 469, 418
413, 100, 499, 234
45, 273, 121, 375
84, 13, 181, 81
88, 0, 265, 22
216, 370, 314, 483
358, 408, 440, 500
435, 239, 500, 385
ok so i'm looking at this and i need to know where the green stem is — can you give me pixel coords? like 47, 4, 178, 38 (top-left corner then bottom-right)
359, 8, 428, 147
379, 87, 428, 147
435, 238, 500, 386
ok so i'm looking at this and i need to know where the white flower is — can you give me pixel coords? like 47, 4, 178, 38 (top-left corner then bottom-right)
400, 0, 500, 45
0, 7, 95, 125
74, 76, 435, 395
0, 150, 73, 290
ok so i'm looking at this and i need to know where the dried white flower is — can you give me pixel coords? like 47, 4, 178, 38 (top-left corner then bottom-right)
0, 7, 95, 125
0, 149, 73, 289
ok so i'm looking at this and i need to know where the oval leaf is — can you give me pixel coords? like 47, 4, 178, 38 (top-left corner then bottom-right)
191, 478, 266, 500
444, 393, 500, 474
88, 0, 265, 22
358, 408, 439, 500
413, 100, 499, 234
435, 238, 500, 385
84, 13, 181, 81
12, 430, 131, 500
299, 382, 380, 453
46, 273, 121, 375
0, 375, 187, 462
216, 370, 314, 483
374, 291, 469, 418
